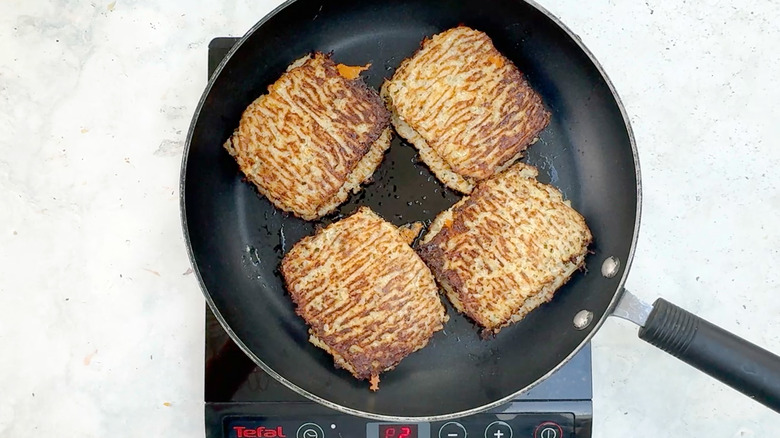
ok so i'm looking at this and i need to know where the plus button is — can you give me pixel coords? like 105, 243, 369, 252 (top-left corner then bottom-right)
483, 421, 512, 438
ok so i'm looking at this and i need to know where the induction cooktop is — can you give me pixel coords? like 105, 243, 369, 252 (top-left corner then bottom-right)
203, 37, 593, 438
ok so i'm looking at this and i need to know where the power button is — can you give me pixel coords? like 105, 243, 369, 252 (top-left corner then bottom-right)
534, 422, 563, 438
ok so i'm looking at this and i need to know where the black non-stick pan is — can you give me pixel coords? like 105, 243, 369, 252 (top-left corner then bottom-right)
181, 0, 780, 421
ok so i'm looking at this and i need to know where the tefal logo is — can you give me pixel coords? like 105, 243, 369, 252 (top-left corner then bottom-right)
233, 426, 287, 437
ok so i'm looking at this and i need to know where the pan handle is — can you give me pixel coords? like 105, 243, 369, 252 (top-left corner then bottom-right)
614, 291, 780, 412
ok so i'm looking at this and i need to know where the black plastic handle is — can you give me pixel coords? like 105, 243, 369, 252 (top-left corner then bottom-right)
638, 298, 780, 412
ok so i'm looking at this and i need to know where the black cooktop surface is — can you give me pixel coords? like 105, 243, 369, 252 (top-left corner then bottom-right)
205, 307, 592, 404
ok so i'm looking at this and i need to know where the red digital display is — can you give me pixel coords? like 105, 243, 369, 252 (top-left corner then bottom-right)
378, 424, 418, 438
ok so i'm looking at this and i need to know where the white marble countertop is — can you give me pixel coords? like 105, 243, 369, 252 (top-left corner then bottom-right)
1, 0, 779, 436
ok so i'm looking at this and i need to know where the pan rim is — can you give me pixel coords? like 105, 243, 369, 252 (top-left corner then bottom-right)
179, 0, 642, 422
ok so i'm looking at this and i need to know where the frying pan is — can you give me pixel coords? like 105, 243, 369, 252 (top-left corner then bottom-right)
181, 0, 780, 421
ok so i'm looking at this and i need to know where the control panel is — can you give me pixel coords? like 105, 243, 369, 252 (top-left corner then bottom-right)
223, 414, 574, 438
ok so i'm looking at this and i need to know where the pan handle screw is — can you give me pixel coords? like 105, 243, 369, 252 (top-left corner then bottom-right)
573, 310, 593, 330
601, 256, 620, 278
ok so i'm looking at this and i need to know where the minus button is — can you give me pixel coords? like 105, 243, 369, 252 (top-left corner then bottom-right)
438, 422, 467, 438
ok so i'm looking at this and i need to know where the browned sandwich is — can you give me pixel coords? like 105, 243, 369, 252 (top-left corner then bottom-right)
381, 26, 550, 193
280, 207, 447, 389
418, 163, 591, 334
224, 52, 391, 220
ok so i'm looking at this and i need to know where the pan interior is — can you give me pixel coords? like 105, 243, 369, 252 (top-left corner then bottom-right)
183, 0, 638, 420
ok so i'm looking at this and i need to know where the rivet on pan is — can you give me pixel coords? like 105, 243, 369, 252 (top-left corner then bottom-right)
601, 256, 621, 278
573, 310, 593, 330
